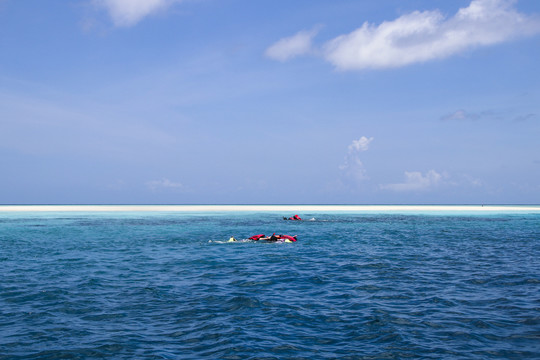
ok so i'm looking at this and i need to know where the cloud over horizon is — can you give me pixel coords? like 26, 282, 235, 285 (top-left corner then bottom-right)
339, 136, 374, 182
380, 170, 444, 192
267, 0, 540, 70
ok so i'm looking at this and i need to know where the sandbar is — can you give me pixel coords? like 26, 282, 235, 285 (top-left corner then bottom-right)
0, 205, 539, 212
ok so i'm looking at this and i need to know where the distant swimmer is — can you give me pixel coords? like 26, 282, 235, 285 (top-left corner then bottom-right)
254, 233, 297, 242
264, 233, 279, 241
250, 234, 276, 241
277, 234, 297, 242
283, 215, 302, 221
247, 233, 298, 242
228, 236, 237, 242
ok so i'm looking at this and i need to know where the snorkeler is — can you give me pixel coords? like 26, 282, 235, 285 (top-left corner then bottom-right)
278, 234, 297, 242
253, 233, 297, 242
283, 215, 302, 221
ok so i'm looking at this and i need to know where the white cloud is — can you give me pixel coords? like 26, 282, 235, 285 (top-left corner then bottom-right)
440, 108, 534, 122
340, 157, 368, 181
93, 0, 180, 27
325, 0, 540, 70
441, 109, 470, 121
380, 170, 443, 192
348, 136, 374, 152
462, 174, 483, 187
326, 0, 540, 70
440, 109, 499, 121
265, 27, 320, 61
340, 137, 374, 181
146, 178, 184, 191
268, 0, 540, 70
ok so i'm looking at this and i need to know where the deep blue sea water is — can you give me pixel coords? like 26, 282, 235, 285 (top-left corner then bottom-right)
1, 208, 539, 359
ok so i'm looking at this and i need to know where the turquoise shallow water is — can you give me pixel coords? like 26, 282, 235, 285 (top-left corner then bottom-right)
1, 209, 539, 359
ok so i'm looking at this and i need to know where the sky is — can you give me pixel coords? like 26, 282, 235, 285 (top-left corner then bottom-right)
1, 0, 539, 205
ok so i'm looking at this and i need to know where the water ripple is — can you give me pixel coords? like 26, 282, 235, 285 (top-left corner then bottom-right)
1, 212, 539, 359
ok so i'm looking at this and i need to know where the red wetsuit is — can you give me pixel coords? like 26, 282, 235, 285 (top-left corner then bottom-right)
277, 235, 297, 242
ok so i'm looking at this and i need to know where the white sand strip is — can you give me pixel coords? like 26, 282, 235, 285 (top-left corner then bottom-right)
0, 205, 539, 212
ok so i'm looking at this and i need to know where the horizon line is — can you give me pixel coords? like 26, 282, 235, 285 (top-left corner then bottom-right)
1, 204, 539, 212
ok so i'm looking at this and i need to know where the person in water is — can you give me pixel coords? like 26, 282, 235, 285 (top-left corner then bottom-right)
254, 234, 277, 241
284, 215, 302, 221
278, 234, 297, 242
255, 233, 297, 242
268, 234, 280, 242
228, 236, 237, 242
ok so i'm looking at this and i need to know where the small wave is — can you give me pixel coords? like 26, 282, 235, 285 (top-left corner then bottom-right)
208, 239, 252, 244
2, 210, 540, 359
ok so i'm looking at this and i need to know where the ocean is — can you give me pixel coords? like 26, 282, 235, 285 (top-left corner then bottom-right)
1, 206, 539, 359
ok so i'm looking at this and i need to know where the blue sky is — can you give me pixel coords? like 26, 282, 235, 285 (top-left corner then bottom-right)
1, 0, 539, 204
